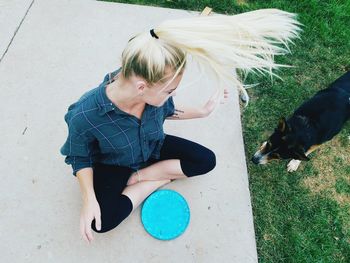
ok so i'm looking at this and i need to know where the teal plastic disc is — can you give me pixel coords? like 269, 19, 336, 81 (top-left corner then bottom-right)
141, 189, 190, 240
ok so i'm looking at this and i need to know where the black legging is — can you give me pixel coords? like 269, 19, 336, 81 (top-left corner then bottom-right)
91, 134, 216, 233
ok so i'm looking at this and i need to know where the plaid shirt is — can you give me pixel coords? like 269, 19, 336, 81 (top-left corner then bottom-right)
60, 68, 175, 176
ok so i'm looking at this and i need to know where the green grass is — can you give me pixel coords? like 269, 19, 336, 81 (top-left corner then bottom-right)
101, 0, 350, 262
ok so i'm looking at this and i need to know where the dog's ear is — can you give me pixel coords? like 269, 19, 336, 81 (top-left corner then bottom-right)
278, 117, 290, 133
293, 145, 310, 161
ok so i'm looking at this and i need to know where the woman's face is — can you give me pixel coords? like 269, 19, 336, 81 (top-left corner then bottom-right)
142, 69, 184, 107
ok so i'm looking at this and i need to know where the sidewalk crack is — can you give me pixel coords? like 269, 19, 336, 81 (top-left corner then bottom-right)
0, 0, 35, 64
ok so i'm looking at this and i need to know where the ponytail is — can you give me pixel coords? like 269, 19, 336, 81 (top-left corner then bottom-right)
121, 8, 301, 105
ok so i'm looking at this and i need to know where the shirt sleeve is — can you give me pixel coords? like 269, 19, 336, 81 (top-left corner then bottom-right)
163, 96, 176, 119
60, 114, 96, 176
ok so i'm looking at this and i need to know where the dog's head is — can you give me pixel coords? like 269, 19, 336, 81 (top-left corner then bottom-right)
252, 117, 310, 164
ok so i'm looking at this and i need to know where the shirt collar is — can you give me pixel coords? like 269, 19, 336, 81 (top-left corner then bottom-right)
95, 81, 159, 121
95, 83, 118, 116
94, 68, 159, 120
94, 67, 123, 116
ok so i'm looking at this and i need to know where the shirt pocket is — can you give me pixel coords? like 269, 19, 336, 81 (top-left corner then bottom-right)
97, 133, 132, 153
146, 118, 163, 142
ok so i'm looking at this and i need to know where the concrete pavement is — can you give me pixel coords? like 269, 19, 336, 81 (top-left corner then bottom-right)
0, 0, 258, 262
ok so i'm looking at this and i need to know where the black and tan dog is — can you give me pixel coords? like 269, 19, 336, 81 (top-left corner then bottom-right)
252, 71, 350, 172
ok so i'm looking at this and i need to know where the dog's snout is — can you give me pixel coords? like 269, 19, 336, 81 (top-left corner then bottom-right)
251, 155, 260, 164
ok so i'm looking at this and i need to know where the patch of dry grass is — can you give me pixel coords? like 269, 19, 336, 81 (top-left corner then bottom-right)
303, 137, 350, 207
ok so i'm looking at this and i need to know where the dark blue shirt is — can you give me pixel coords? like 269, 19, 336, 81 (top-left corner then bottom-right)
60, 68, 175, 176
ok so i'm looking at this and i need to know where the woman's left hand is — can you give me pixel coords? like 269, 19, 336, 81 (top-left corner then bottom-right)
202, 88, 229, 117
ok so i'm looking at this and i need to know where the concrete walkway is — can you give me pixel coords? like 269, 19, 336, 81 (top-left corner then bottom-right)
0, 0, 258, 262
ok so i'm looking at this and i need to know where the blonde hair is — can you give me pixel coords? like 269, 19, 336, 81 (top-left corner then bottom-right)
120, 8, 301, 105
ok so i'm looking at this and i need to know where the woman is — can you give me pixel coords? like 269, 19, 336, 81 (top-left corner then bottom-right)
60, 8, 300, 244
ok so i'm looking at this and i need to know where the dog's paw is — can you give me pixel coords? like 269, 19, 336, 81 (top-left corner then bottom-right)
287, 159, 301, 172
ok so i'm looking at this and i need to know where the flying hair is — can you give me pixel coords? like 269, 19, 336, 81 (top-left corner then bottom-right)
120, 8, 302, 106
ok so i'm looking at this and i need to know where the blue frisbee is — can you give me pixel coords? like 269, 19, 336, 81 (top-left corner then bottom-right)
141, 189, 190, 240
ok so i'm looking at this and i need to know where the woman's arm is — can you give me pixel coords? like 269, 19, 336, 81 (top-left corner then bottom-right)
76, 168, 102, 244
166, 88, 229, 120
76, 168, 96, 201
166, 106, 205, 120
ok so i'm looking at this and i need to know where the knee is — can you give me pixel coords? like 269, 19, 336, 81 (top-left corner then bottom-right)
91, 219, 107, 233
91, 222, 107, 233
91, 216, 126, 234
193, 149, 216, 175
91, 195, 133, 233
204, 149, 216, 173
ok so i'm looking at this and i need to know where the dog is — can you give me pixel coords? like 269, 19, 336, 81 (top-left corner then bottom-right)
252, 71, 350, 172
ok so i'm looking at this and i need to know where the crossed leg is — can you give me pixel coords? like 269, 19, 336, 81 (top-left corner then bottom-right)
92, 134, 216, 233
91, 164, 172, 233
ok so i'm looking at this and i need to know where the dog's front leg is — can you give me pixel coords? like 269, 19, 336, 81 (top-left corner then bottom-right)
287, 159, 301, 172
287, 145, 320, 172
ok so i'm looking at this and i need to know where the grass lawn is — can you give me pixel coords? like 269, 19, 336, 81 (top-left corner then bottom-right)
102, 0, 350, 262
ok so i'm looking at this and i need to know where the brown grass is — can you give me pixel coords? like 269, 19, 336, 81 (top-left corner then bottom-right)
302, 137, 350, 207
236, 0, 249, 7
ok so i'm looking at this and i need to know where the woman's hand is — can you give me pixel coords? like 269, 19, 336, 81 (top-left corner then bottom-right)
165, 89, 229, 120
80, 197, 101, 244
202, 88, 229, 117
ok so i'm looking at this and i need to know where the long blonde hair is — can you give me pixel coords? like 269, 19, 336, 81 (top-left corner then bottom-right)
120, 8, 301, 105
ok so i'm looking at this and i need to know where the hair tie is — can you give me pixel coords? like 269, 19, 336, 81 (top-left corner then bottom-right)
150, 29, 159, 39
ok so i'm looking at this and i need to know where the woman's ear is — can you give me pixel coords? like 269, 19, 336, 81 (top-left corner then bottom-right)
135, 80, 147, 93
